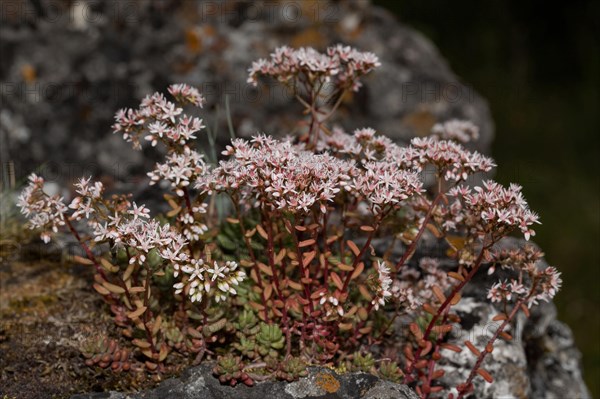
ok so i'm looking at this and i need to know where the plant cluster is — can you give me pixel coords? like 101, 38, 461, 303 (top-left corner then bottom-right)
17, 45, 561, 397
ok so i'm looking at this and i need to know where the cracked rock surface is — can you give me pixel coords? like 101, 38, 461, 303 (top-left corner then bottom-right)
71, 365, 418, 399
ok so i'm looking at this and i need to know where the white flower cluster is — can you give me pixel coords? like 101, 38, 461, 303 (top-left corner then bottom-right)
431, 119, 480, 143
372, 260, 393, 310
17, 174, 68, 243
198, 134, 424, 215
148, 146, 208, 196
351, 161, 423, 212
402, 137, 496, 182
113, 218, 188, 268
447, 181, 541, 240
317, 127, 395, 162
173, 259, 246, 303
112, 84, 205, 150
487, 245, 562, 308
168, 83, 205, 107
247, 45, 380, 92
197, 134, 357, 214
68, 176, 106, 221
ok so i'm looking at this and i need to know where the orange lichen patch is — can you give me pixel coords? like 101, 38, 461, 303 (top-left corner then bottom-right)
402, 109, 437, 137
315, 372, 340, 393
291, 28, 326, 48
185, 27, 203, 54
21, 64, 36, 83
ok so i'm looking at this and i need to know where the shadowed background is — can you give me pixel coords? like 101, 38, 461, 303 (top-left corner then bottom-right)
375, 0, 599, 395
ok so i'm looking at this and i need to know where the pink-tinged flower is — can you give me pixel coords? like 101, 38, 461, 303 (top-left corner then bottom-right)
403, 137, 496, 182
129, 202, 150, 220
431, 120, 479, 143
487, 280, 512, 303
176, 259, 245, 304
168, 83, 205, 108
17, 174, 68, 243
372, 261, 393, 310
113, 85, 205, 150
527, 266, 562, 307
317, 127, 396, 162
112, 218, 188, 269
248, 45, 379, 92
197, 134, 357, 214
148, 146, 208, 196
351, 161, 423, 212
446, 180, 541, 240
318, 292, 345, 317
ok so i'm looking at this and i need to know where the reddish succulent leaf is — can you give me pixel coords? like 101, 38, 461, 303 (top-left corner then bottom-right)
347, 240, 360, 257
409, 323, 424, 340
477, 368, 494, 383
421, 340, 433, 356
102, 281, 126, 295
350, 262, 364, 280
93, 283, 110, 296
127, 306, 147, 320
358, 326, 372, 334
299, 239, 316, 248
72, 255, 94, 265
432, 370, 445, 379
100, 258, 118, 272
337, 263, 354, 272
448, 271, 465, 282
256, 224, 268, 240
423, 303, 437, 315
426, 223, 443, 238
123, 263, 135, 281
249, 301, 265, 311
465, 340, 481, 356
440, 343, 462, 353
449, 292, 461, 305
330, 272, 343, 290
257, 262, 273, 276
287, 279, 303, 291
493, 314, 508, 322
358, 284, 372, 301
132, 338, 151, 349
275, 249, 286, 265
432, 285, 446, 303
263, 284, 273, 300
302, 250, 316, 267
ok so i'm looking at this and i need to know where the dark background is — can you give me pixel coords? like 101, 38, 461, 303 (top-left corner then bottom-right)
374, 0, 599, 395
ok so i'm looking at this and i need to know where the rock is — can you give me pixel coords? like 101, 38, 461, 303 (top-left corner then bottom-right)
422, 237, 590, 398
1, 0, 493, 184
70, 364, 418, 399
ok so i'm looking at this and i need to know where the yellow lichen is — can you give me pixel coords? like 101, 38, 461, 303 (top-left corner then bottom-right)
315, 372, 340, 393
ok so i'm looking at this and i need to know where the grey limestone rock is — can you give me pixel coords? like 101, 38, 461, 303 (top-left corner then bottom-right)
71, 364, 418, 399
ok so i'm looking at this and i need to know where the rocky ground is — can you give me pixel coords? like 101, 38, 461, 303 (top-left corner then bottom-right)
0, 1, 590, 398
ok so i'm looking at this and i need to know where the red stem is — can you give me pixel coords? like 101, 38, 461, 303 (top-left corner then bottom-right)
456, 297, 526, 399
64, 217, 107, 279
394, 193, 443, 272
405, 244, 490, 380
